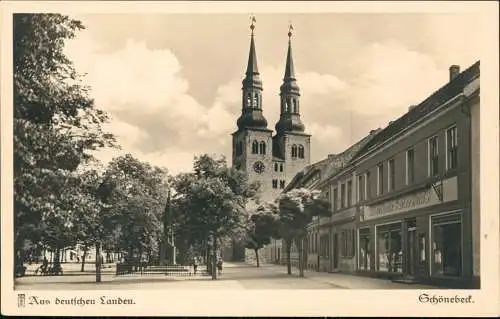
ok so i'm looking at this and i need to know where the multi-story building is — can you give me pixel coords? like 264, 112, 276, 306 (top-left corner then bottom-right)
281, 131, 380, 271
351, 61, 480, 288
284, 61, 480, 288
227, 22, 311, 262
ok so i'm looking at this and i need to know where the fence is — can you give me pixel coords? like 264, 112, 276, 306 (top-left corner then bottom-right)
115, 263, 209, 277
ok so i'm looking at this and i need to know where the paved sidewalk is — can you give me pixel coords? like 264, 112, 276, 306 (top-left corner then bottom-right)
254, 262, 438, 289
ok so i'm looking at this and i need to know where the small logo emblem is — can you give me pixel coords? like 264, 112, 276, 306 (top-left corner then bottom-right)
17, 294, 26, 308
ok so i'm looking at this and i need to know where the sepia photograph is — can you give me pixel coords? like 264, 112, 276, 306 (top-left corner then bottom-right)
1, 1, 499, 317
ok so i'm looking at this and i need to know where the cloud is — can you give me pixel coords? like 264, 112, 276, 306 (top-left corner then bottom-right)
64, 14, 481, 175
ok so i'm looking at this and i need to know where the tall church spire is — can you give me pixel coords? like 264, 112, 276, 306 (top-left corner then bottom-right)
276, 23, 305, 134
237, 16, 268, 130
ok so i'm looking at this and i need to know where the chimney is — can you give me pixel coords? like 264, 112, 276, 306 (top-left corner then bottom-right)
408, 104, 417, 111
449, 65, 460, 81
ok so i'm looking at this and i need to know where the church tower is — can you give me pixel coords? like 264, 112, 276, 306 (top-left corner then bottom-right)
232, 18, 277, 203
273, 24, 311, 184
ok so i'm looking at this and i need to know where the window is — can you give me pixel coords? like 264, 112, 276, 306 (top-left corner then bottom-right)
320, 234, 329, 258
446, 126, 458, 171
357, 175, 364, 202
365, 171, 371, 199
340, 183, 346, 208
272, 179, 278, 188
428, 136, 439, 177
246, 93, 252, 107
377, 163, 384, 195
431, 213, 462, 277
376, 223, 402, 273
279, 180, 285, 189
274, 163, 278, 172
359, 228, 371, 271
406, 148, 415, 185
298, 145, 305, 159
347, 180, 352, 207
291, 145, 298, 158
279, 164, 284, 172
388, 158, 395, 192
333, 188, 338, 211
341, 229, 355, 258
259, 141, 266, 155
253, 92, 258, 108
252, 140, 258, 154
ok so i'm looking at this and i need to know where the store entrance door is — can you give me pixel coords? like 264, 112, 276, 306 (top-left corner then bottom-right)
406, 219, 417, 277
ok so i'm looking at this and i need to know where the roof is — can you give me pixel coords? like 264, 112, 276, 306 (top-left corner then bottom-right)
352, 60, 480, 161
285, 129, 380, 191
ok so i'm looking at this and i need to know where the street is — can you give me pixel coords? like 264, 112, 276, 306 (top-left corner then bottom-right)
15, 262, 439, 290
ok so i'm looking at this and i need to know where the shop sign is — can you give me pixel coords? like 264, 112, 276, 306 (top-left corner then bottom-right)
364, 188, 437, 221
331, 207, 356, 222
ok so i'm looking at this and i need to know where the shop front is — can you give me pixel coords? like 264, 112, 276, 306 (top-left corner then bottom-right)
356, 176, 473, 287
330, 206, 357, 273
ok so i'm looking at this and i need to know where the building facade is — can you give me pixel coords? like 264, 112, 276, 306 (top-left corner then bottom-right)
351, 62, 480, 288
229, 23, 311, 262
284, 61, 480, 288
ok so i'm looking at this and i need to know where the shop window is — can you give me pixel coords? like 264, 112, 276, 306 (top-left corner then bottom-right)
376, 223, 403, 273
419, 233, 426, 263
359, 228, 371, 271
431, 213, 462, 277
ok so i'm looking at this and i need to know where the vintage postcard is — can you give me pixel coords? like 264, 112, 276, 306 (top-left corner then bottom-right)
1, 1, 499, 317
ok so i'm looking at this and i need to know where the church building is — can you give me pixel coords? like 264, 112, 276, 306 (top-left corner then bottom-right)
231, 20, 311, 204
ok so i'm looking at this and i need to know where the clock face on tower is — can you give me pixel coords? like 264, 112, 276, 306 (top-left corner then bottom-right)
253, 161, 265, 174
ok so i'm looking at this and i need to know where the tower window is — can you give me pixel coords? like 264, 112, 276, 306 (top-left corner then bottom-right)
252, 140, 259, 154
253, 93, 259, 108
279, 180, 285, 189
298, 145, 305, 159
247, 92, 252, 107
292, 99, 297, 113
259, 141, 266, 155
272, 179, 278, 189
291, 144, 298, 158
280, 163, 283, 172
274, 163, 278, 172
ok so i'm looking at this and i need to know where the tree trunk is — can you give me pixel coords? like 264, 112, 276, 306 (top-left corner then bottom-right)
211, 236, 217, 280
80, 247, 87, 272
286, 239, 292, 275
95, 243, 102, 283
254, 248, 260, 267
299, 238, 305, 278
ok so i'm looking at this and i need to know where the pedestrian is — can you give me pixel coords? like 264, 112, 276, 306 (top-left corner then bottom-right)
192, 256, 199, 274
216, 257, 223, 275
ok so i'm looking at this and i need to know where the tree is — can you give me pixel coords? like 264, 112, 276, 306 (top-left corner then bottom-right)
13, 13, 115, 276
273, 188, 331, 277
171, 154, 256, 279
244, 204, 279, 267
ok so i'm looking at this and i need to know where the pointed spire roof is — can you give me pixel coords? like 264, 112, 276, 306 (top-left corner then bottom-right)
284, 25, 296, 81
246, 24, 259, 76
242, 16, 262, 90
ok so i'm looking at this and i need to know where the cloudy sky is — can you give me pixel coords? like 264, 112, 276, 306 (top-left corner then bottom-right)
64, 12, 483, 175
